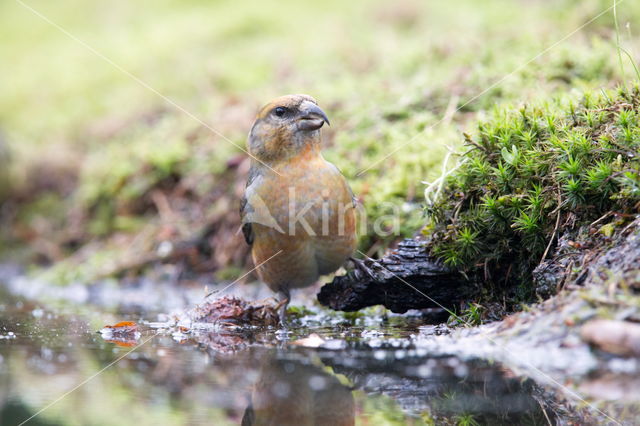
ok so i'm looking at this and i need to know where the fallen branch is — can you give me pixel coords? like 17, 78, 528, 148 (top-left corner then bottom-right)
317, 238, 475, 313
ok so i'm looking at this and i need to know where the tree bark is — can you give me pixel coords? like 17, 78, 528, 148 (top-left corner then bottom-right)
317, 238, 475, 313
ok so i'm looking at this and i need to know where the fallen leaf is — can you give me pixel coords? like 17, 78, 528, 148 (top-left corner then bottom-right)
190, 296, 279, 327
103, 321, 138, 332
104, 339, 138, 347
100, 321, 141, 346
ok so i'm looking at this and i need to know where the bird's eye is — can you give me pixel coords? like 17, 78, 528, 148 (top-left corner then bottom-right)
274, 107, 287, 117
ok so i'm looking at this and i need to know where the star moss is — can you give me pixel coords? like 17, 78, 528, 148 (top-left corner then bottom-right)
426, 85, 640, 295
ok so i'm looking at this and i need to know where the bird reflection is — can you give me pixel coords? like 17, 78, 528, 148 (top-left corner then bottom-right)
242, 355, 355, 426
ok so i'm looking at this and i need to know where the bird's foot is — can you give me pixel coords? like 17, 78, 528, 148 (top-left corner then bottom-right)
349, 256, 377, 281
274, 292, 290, 327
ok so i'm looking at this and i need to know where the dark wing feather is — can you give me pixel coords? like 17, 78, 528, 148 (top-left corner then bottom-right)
239, 165, 260, 246
241, 222, 253, 246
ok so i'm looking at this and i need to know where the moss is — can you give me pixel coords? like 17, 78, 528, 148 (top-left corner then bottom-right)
75, 116, 202, 237
3, 0, 640, 283
448, 303, 484, 327
285, 305, 315, 319
355, 391, 412, 425
426, 85, 640, 299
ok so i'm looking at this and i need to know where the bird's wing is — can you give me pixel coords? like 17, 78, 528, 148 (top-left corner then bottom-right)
239, 165, 260, 246
240, 214, 254, 246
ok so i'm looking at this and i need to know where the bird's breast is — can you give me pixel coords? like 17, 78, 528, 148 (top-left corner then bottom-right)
249, 152, 357, 289
255, 154, 356, 239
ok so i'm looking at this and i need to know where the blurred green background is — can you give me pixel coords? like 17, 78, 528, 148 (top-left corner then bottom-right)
1, 1, 639, 424
0, 0, 638, 284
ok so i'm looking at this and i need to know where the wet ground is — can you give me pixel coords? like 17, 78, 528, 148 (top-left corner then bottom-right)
0, 270, 635, 425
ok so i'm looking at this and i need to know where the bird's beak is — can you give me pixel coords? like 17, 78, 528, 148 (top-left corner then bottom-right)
297, 101, 330, 131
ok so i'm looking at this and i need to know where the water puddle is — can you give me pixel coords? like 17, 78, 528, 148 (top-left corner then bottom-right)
0, 282, 631, 425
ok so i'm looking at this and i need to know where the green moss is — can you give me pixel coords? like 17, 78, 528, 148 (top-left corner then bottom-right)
355, 391, 412, 425
3, 0, 640, 282
286, 305, 315, 319
427, 86, 640, 297
449, 303, 484, 327
454, 414, 481, 426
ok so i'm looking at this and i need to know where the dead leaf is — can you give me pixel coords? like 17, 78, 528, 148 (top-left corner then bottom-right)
190, 296, 279, 327
103, 321, 138, 332
104, 339, 138, 347
100, 321, 141, 346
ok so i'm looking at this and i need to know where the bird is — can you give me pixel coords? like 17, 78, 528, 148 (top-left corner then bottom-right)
241, 351, 355, 426
240, 94, 357, 324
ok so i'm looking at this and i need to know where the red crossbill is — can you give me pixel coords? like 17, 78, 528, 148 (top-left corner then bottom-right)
240, 94, 357, 323
241, 353, 355, 425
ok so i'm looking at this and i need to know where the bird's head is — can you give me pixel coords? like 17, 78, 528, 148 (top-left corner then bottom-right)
248, 94, 330, 164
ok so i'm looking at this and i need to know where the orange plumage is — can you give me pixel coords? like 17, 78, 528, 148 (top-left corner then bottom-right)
242, 353, 355, 425
240, 94, 357, 322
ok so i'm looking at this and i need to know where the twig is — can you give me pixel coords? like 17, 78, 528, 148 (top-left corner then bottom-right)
463, 133, 490, 154
541, 189, 562, 263
589, 211, 613, 228
537, 398, 553, 426
423, 150, 457, 207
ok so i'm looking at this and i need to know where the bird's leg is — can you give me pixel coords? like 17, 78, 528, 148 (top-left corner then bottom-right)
275, 288, 291, 327
349, 256, 377, 281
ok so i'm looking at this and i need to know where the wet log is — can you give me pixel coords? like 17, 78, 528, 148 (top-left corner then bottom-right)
317, 238, 475, 313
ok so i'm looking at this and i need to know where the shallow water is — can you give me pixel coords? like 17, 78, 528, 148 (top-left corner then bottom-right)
0, 278, 623, 426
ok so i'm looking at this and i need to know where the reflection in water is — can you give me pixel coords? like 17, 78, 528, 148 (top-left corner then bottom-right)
0, 289, 635, 425
317, 349, 560, 425
241, 354, 354, 426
